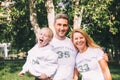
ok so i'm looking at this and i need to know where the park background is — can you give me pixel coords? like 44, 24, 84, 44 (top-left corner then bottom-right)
0, 0, 120, 80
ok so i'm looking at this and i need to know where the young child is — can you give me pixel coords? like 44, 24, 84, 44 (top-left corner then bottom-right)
18, 27, 58, 80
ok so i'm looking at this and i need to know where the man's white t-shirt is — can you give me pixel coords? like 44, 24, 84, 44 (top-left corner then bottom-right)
76, 47, 104, 80
50, 37, 77, 80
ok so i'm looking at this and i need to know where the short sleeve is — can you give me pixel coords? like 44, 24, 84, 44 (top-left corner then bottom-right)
96, 48, 104, 61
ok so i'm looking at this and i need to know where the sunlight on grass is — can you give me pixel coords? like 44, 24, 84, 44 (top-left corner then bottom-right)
110, 69, 120, 80
112, 74, 120, 80
0, 60, 34, 80
0, 69, 34, 80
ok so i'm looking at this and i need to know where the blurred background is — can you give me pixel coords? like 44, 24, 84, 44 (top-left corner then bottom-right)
0, 0, 120, 80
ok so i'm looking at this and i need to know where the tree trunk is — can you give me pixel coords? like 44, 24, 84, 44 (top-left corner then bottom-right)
73, 0, 83, 29
29, 0, 40, 37
45, 0, 55, 35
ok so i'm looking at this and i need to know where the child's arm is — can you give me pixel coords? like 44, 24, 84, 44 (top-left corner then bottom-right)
18, 53, 30, 76
18, 64, 28, 77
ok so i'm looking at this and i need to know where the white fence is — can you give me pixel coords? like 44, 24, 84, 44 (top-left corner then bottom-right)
0, 43, 11, 58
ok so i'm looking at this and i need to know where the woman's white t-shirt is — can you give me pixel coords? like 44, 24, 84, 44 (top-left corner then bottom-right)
76, 47, 104, 80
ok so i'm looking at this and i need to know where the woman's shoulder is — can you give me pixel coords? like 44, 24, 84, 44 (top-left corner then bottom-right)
89, 47, 102, 51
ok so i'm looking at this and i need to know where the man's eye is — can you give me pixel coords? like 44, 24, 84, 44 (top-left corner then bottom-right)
63, 24, 68, 26
58, 24, 61, 26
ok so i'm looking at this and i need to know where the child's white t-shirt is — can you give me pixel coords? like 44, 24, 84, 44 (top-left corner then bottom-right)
20, 44, 58, 77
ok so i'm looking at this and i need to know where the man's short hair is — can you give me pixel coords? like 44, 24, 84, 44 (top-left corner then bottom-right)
54, 13, 69, 23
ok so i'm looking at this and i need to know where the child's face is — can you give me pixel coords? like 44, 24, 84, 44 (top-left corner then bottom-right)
37, 29, 51, 47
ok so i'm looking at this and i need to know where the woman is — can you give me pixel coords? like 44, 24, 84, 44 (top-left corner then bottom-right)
71, 28, 112, 80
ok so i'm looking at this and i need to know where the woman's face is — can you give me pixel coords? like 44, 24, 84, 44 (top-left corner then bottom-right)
73, 32, 87, 52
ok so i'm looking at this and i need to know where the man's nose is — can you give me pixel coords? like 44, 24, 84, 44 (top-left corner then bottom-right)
60, 25, 64, 29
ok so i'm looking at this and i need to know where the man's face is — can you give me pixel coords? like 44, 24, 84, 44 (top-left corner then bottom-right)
54, 18, 69, 39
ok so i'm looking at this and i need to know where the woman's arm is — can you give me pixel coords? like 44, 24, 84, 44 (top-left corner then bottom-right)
73, 68, 79, 80
99, 59, 112, 80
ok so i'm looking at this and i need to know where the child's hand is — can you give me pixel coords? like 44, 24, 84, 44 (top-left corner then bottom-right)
18, 72, 25, 76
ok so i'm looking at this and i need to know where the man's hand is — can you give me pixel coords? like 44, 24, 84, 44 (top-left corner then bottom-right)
103, 53, 109, 62
38, 73, 52, 80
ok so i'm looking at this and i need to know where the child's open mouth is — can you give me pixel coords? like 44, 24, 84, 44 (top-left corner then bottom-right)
39, 39, 43, 42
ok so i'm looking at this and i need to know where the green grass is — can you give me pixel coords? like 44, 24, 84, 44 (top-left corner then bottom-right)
0, 59, 34, 80
109, 62, 120, 80
0, 59, 120, 80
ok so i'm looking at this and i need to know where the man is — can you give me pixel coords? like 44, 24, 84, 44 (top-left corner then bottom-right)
34, 13, 76, 80
50, 13, 78, 80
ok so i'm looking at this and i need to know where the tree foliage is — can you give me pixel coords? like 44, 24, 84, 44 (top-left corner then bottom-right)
0, 0, 120, 62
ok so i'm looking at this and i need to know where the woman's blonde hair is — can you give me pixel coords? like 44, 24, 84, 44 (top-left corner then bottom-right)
70, 28, 101, 49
